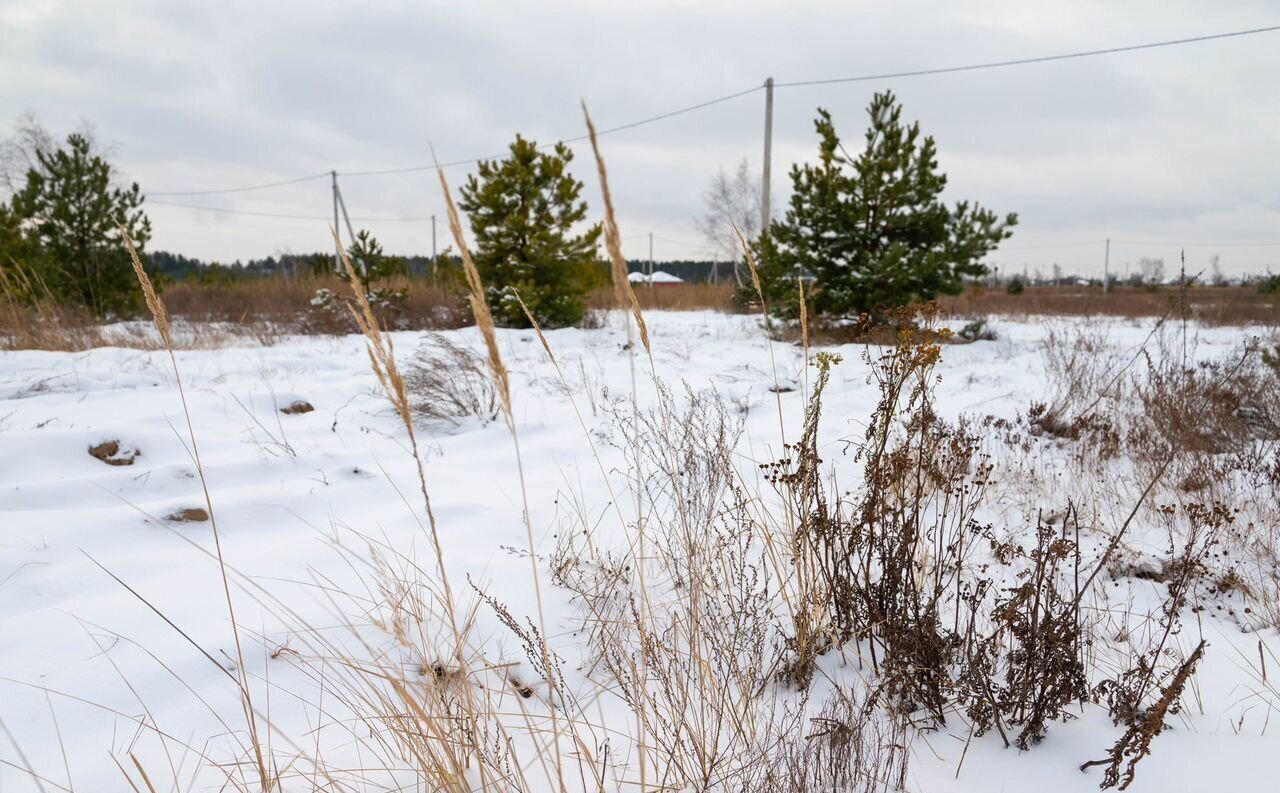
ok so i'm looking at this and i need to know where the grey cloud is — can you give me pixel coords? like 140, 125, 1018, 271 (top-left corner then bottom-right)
1, 0, 1277, 274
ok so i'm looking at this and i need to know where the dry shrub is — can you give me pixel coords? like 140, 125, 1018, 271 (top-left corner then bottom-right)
404, 332, 500, 426
1084, 640, 1207, 791
1131, 339, 1279, 468
2, 274, 469, 351
960, 508, 1090, 750
553, 387, 801, 791
754, 690, 910, 793
1031, 319, 1125, 438
770, 306, 993, 720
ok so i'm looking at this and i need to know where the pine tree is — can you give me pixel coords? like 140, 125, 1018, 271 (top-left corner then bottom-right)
340, 229, 407, 303
12, 133, 152, 316
749, 92, 1016, 321
459, 136, 602, 328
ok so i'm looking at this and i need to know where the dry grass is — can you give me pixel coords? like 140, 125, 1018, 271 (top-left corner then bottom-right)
164, 274, 465, 331
586, 281, 738, 313
119, 226, 273, 792
6, 275, 1276, 355
941, 284, 1279, 325
404, 333, 500, 426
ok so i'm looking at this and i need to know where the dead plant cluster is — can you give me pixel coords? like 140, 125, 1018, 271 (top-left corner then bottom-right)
404, 331, 500, 426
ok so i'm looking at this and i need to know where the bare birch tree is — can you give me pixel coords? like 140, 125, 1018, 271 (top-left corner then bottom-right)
695, 158, 762, 284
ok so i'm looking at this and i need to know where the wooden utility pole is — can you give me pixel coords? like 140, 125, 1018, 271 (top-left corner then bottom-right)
648, 232, 654, 282
1103, 237, 1111, 294
332, 177, 360, 276
761, 77, 774, 234
331, 171, 340, 270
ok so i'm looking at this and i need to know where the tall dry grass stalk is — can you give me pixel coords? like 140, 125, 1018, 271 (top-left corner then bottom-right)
580, 102, 661, 792
120, 225, 271, 792
331, 227, 498, 786
433, 171, 510, 421
733, 223, 788, 446
434, 162, 570, 791
581, 103, 649, 356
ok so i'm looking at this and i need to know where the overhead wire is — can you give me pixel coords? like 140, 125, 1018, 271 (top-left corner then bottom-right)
139, 23, 1280, 254
147, 199, 434, 222
774, 24, 1280, 87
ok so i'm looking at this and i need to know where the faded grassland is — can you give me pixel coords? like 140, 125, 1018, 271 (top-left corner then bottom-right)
940, 283, 1278, 325
4, 277, 1275, 352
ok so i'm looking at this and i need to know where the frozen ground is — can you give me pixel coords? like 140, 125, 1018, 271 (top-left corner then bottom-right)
1, 310, 1277, 791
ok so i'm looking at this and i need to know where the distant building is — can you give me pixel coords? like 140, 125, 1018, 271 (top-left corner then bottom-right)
627, 270, 684, 286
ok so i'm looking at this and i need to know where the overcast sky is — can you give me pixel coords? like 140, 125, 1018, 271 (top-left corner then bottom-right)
2, 0, 1277, 275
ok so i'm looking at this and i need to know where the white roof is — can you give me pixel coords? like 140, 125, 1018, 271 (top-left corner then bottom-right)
628, 270, 684, 283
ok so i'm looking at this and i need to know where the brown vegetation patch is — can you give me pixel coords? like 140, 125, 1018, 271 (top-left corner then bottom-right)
772, 321, 962, 347
586, 281, 740, 313
88, 440, 138, 466
280, 400, 314, 415
166, 507, 209, 523
940, 284, 1278, 326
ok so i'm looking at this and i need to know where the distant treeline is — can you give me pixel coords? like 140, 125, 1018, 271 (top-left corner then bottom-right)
146, 251, 732, 284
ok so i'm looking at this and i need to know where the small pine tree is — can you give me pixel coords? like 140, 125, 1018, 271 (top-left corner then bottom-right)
459, 136, 602, 328
749, 92, 1016, 321
12, 133, 152, 316
340, 229, 407, 303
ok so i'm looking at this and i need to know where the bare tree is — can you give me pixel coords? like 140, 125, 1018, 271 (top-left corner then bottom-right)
695, 158, 762, 284
0, 112, 55, 197
1138, 256, 1166, 285
1209, 254, 1226, 286
1, 113, 102, 199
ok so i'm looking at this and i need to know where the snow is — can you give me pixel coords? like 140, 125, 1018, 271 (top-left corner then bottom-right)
627, 270, 684, 284
1, 311, 1276, 791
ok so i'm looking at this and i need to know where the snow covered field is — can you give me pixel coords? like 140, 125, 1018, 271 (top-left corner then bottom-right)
1, 310, 1277, 791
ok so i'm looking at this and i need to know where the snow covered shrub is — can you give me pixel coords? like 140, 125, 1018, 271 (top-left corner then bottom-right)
1085, 502, 1232, 789
405, 333, 499, 426
958, 317, 997, 341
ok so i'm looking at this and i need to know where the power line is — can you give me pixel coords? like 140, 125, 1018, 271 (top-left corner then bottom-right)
653, 235, 707, 250
1000, 240, 1107, 251
149, 171, 331, 197
149, 85, 765, 191
995, 237, 1280, 252
142, 23, 1280, 200
774, 24, 1280, 87
1111, 238, 1280, 248
339, 84, 765, 178
145, 198, 1280, 254
148, 199, 434, 222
